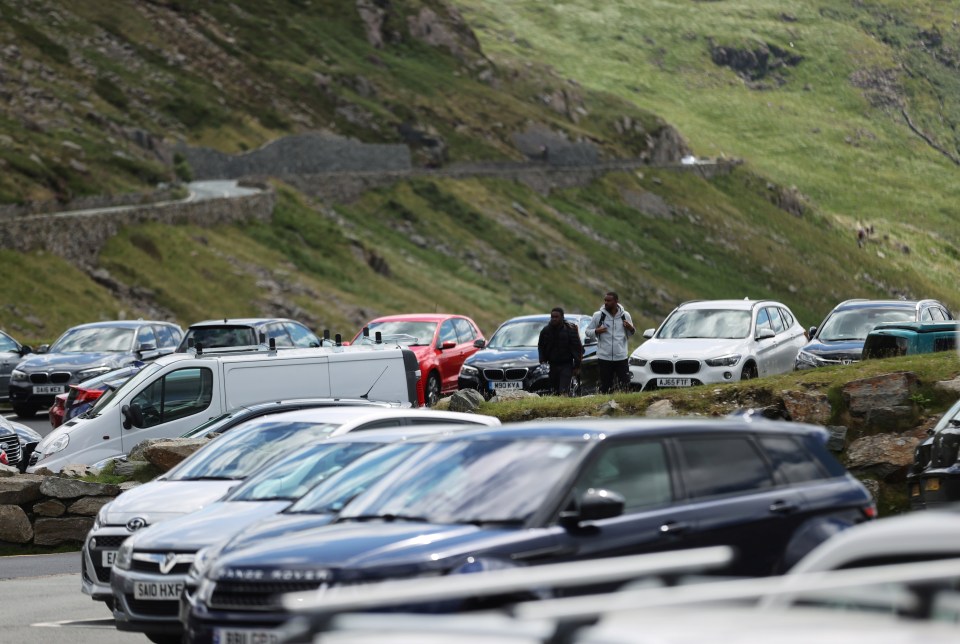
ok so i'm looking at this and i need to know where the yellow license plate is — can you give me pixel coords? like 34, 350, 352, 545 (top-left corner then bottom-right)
924, 478, 941, 492
910, 483, 921, 497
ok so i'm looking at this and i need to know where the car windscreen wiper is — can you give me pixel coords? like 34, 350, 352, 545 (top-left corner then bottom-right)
340, 513, 431, 523
177, 475, 240, 481
457, 518, 526, 527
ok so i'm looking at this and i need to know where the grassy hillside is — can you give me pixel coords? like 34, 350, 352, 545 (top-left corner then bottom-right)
0, 0, 958, 348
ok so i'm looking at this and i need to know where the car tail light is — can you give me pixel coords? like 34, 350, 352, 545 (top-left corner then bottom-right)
861, 503, 878, 520
73, 387, 106, 405
0, 450, 7, 465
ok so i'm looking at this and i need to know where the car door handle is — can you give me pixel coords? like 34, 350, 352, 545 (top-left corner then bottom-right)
659, 521, 690, 535
769, 500, 799, 515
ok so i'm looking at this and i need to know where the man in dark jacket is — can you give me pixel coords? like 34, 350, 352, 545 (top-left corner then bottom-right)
538, 307, 584, 396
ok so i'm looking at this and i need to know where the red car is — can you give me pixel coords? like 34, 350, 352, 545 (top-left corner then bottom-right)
352, 314, 485, 406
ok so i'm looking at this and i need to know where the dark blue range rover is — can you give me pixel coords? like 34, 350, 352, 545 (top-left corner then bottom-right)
183, 419, 874, 644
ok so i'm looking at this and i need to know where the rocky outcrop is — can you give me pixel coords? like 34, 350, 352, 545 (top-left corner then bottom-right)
143, 439, 210, 471
846, 426, 929, 481
645, 399, 678, 417
355, 0, 388, 49
39, 477, 120, 500
0, 475, 43, 505
841, 372, 920, 432
33, 517, 94, 546
782, 390, 831, 425
0, 505, 33, 543
449, 389, 484, 413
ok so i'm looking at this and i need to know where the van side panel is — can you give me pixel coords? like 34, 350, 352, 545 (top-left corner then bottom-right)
224, 360, 331, 410
326, 350, 415, 405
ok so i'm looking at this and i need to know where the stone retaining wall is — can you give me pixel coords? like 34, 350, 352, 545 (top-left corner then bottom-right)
0, 472, 136, 547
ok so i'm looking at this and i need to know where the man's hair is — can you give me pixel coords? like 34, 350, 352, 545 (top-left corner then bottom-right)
606, 291, 619, 301
551, 307, 565, 316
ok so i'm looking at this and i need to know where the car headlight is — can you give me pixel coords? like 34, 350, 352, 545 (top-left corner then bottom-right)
114, 540, 134, 571
10, 369, 27, 383
531, 363, 549, 377
796, 350, 822, 367
705, 354, 742, 367
187, 546, 218, 586
629, 356, 648, 367
459, 364, 478, 377
91, 504, 111, 532
42, 433, 70, 455
77, 366, 113, 380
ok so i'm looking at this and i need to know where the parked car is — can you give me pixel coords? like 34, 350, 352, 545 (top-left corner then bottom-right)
49, 364, 145, 429
0, 329, 32, 400
796, 299, 954, 369
177, 318, 322, 352
908, 396, 960, 509
8, 320, 183, 419
861, 320, 958, 360
0, 417, 40, 473
458, 313, 597, 398
353, 314, 485, 406
184, 418, 874, 643
628, 299, 806, 390
111, 420, 498, 641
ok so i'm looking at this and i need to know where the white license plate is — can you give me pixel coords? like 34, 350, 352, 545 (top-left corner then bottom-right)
491, 381, 522, 391
657, 378, 692, 387
134, 581, 184, 600
213, 628, 280, 644
33, 385, 66, 394
102, 550, 117, 567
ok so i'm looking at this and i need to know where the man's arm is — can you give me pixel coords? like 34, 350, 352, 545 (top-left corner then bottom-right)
538, 327, 548, 364
622, 311, 636, 337
584, 312, 601, 340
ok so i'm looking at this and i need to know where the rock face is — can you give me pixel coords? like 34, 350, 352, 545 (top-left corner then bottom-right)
68, 496, 114, 516
645, 399, 678, 417
143, 439, 210, 471
490, 390, 540, 403
845, 426, 927, 480
782, 390, 831, 425
33, 499, 66, 517
39, 477, 120, 499
841, 372, 919, 431
0, 475, 44, 505
33, 517, 94, 546
448, 389, 484, 413
355, 0, 387, 49
0, 505, 33, 543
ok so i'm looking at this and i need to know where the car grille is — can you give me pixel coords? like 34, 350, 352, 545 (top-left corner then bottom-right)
88, 534, 129, 584
915, 443, 932, 470
209, 580, 326, 611
650, 360, 674, 375
28, 371, 72, 384
0, 435, 22, 466
29, 451, 40, 466
130, 556, 194, 575
675, 360, 700, 375
931, 432, 960, 468
125, 597, 179, 617
92, 535, 129, 548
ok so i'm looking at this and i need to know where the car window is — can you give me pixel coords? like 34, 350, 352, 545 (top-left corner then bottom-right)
759, 435, 826, 484
941, 307, 954, 321
453, 318, 477, 343
488, 321, 542, 348
930, 308, 946, 322
818, 308, 915, 342
780, 308, 795, 329
755, 308, 773, 335
285, 322, 318, 348
0, 332, 18, 352
154, 325, 177, 349
921, 308, 934, 322
575, 441, 672, 512
438, 320, 458, 346
137, 325, 157, 348
766, 307, 785, 334
51, 326, 136, 353
658, 309, 751, 340
677, 437, 773, 498
130, 367, 214, 428
265, 323, 295, 347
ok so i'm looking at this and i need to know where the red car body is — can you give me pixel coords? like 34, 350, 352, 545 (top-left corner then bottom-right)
352, 314, 485, 406
49, 385, 108, 429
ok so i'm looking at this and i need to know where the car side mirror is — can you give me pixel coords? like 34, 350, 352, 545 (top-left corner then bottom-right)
756, 328, 776, 341
37, 344, 49, 354
643, 328, 655, 339
473, 338, 486, 349
559, 488, 625, 528
807, 326, 817, 339
137, 342, 158, 359
121, 404, 144, 430
19, 345, 33, 356
440, 340, 456, 350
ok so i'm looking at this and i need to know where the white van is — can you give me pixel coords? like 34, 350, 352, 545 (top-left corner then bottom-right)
28, 344, 420, 472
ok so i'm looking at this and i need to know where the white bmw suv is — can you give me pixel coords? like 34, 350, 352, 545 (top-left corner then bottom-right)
629, 299, 807, 391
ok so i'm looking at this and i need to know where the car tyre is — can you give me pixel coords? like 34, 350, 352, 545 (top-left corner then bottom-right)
425, 373, 441, 407
12, 404, 36, 419
570, 374, 582, 397
740, 362, 758, 380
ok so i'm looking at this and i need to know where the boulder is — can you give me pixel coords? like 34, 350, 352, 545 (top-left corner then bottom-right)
864, 405, 917, 432
490, 390, 540, 403
859, 478, 880, 501
0, 505, 33, 543
845, 427, 927, 480
448, 389, 484, 413
33, 499, 66, 517
934, 377, 960, 396
842, 372, 918, 416
119, 481, 142, 492
781, 390, 831, 425
68, 496, 114, 516
127, 440, 159, 462
112, 460, 147, 477
0, 464, 20, 477
0, 475, 44, 505
599, 400, 620, 416
60, 464, 99, 479
39, 477, 120, 499
645, 399, 678, 418
33, 517, 94, 546
825, 426, 848, 452
143, 439, 210, 471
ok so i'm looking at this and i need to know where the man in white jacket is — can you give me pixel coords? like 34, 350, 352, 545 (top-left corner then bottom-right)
585, 291, 636, 393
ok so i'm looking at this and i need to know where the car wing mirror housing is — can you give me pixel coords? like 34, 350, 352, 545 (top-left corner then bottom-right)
756, 328, 776, 341
440, 340, 456, 350
642, 328, 655, 339
560, 488, 625, 528
19, 345, 33, 356
121, 404, 144, 430
37, 344, 50, 354
473, 338, 486, 349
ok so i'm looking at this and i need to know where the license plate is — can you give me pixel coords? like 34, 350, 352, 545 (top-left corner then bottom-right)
213, 628, 280, 644
134, 581, 183, 600
33, 385, 66, 394
910, 483, 921, 497
491, 381, 522, 391
102, 550, 117, 567
657, 378, 692, 387
924, 478, 941, 492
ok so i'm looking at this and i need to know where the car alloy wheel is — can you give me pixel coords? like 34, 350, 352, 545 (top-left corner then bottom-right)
741, 363, 758, 380
426, 373, 441, 407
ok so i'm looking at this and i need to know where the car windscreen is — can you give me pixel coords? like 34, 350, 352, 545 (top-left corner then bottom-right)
286, 442, 424, 514
225, 441, 385, 502
179, 412, 235, 438
487, 321, 543, 349
50, 327, 136, 353
818, 308, 916, 342
339, 438, 586, 525
181, 326, 259, 350
657, 309, 751, 339
87, 362, 164, 416
362, 321, 437, 346
165, 421, 342, 481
